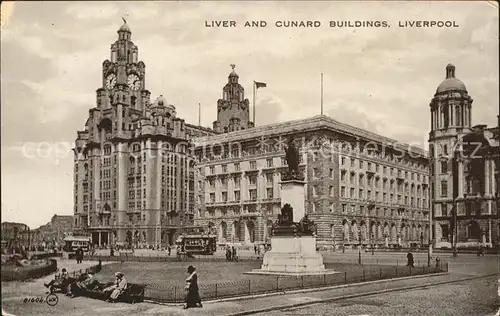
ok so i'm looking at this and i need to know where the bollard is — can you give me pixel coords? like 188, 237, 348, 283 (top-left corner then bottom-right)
276, 277, 279, 290
395, 266, 398, 277
323, 274, 326, 286
380, 267, 382, 279
215, 283, 218, 299
248, 280, 251, 294
344, 271, 347, 284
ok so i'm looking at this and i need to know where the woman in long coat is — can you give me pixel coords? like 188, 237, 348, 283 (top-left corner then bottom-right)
184, 265, 202, 309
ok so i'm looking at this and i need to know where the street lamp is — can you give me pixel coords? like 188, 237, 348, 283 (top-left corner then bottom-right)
371, 234, 375, 255
358, 231, 362, 264
342, 232, 345, 253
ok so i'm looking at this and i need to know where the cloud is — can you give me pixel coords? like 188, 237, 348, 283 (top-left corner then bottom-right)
65, 3, 119, 20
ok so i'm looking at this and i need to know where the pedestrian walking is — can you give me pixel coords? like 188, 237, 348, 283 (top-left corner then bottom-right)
406, 251, 414, 268
184, 265, 202, 309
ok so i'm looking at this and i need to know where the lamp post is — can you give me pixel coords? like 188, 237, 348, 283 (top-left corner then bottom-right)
342, 232, 345, 253
358, 231, 362, 264
452, 139, 459, 258
371, 233, 375, 255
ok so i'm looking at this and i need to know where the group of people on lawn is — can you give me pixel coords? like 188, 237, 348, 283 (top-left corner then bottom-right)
44, 269, 128, 303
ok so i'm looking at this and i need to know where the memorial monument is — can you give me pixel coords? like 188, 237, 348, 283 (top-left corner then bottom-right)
248, 139, 335, 275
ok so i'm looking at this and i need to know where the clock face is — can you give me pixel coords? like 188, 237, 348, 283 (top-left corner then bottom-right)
105, 74, 116, 90
127, 74, 141, 91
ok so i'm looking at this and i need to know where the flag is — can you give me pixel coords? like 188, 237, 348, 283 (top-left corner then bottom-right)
255, 81, 267, 89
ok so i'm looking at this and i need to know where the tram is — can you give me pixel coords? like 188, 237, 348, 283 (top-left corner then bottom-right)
175, 226, 217, 255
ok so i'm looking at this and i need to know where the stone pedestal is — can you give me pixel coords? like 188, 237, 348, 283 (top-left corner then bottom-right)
280, 180, 307, 222
260, 236, 325, 273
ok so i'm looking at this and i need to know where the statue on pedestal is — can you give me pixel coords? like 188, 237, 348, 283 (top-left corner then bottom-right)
283, 138, 304, 181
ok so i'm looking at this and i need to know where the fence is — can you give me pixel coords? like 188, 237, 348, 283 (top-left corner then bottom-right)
1, 259, 58, 282
143, 261, 448, 303
84, 254, 262, 263
54, 260, 103, 280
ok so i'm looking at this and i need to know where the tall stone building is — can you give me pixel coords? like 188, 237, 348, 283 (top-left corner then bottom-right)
193, 70, 431, 250
73, 22, 214, 247
429, 64, 499, 248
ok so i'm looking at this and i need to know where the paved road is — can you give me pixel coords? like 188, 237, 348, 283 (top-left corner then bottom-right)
254, 276, 499, 316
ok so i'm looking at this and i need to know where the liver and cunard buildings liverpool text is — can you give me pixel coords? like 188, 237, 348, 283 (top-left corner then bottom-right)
73, 22, 499, 249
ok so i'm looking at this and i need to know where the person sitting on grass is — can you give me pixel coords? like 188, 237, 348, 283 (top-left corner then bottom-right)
44, 268, 70, 293
67, 273, 100, 298
103, 272, 128, 303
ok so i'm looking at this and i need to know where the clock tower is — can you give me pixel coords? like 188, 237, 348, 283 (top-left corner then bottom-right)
99, 20, 150, 116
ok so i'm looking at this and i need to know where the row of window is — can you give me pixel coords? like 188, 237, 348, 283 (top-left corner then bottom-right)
340, 157, 427, 182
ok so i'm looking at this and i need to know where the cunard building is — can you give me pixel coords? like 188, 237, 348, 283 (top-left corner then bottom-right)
193, 67, 431, 250
73, 22, 214, 247
429, 64, 499, 248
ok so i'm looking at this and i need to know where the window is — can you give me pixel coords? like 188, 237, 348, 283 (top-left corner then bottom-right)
266, 173, 273, 184
341, 170, 346, 181
249, 189, 257, 200
209, 193, 215, 203
351, 158, 355, 167
341, 157, 346, 165
249, 175, 257, 185
266, 188, 273, 199
350, 188, 355, 198
266, 158, 273, 168
222, 164, 227, 173
440, 161, 448, 174
234, 163, 240, 171
340, 186, 346, 198
250, 161, 257, 169
209, 166, 214, 174
441, 180, 448, 197
234, 191, 240, 201
233, 177, 240, 187
222, 192, 227, 202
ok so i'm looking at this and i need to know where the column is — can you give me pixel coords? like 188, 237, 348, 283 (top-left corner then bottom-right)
485, 159, 490, 196
437, 106, 440, 129
488, 220, 492, 244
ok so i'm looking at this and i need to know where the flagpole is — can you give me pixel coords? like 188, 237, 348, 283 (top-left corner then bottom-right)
198, 103, 201, 126
253, 81, 256, 125
321, 73, 324, 115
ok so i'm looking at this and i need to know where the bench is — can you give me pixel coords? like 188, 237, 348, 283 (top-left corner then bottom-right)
80, 282, 145, 304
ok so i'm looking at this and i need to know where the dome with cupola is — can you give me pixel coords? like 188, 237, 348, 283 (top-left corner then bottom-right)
435, 64, 467, 94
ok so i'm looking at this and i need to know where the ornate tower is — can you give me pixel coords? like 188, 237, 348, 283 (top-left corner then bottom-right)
428, 64, 473, 246
213, 65, 252, 133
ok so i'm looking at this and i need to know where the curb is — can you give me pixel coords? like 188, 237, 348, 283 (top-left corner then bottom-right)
221, 273, 499, 316
144, 271, 448, 306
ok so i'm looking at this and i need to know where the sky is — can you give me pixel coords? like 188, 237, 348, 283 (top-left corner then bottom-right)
1, 1, 498, 228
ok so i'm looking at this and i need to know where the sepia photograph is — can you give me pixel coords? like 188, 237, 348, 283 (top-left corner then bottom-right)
1, 1, 499, 316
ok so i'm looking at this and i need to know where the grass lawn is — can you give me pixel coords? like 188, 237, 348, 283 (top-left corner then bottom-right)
92, 261, 434, 302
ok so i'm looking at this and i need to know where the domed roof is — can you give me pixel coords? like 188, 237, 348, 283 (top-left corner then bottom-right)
228, 64, 238, 77
118, 22, 131, 33
436, 64, 467, 94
